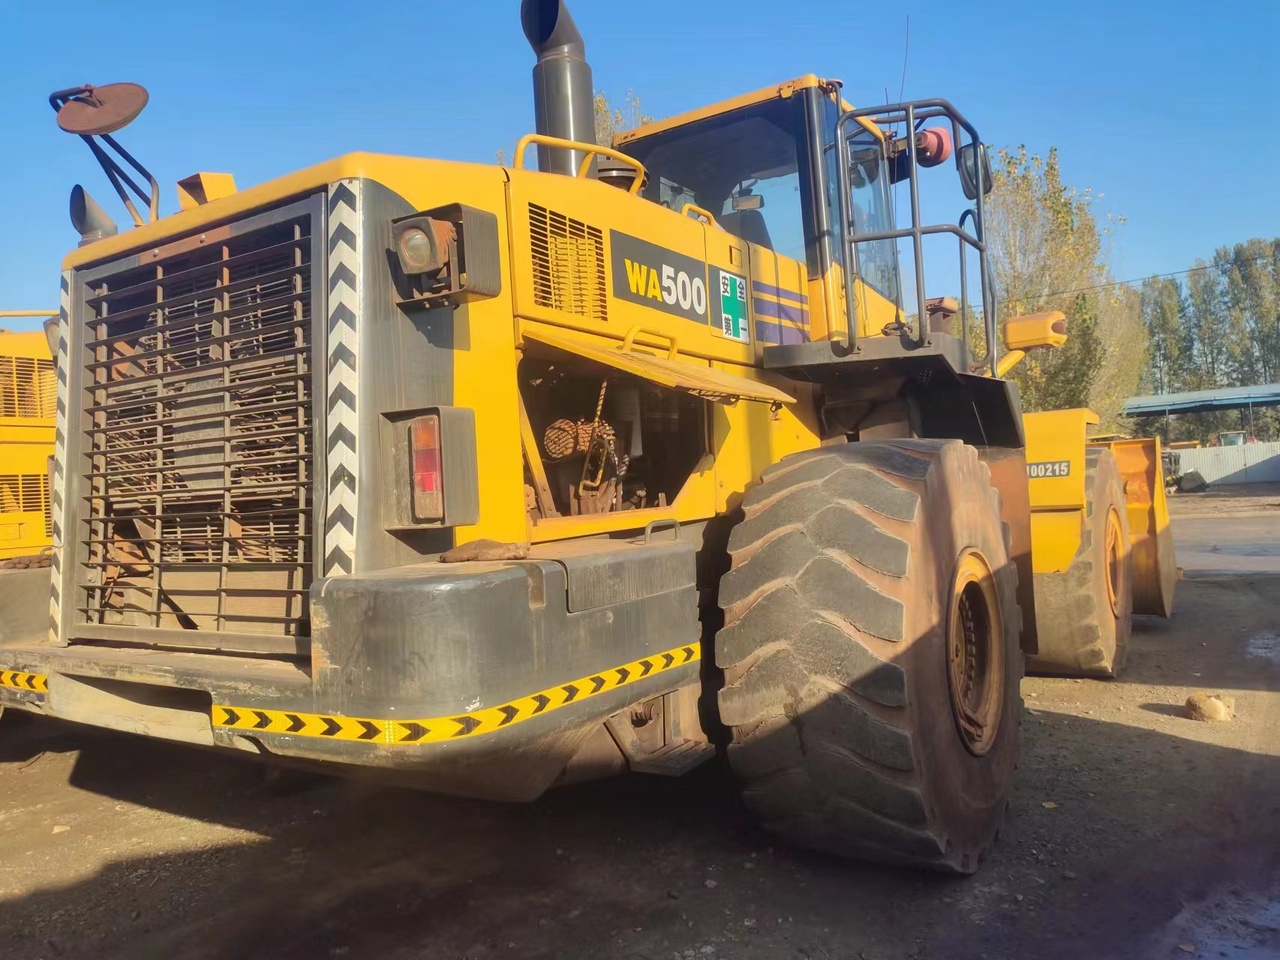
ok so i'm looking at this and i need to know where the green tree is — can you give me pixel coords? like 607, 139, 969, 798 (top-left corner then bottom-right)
1134, 237, 1280, 442
1139, 276, 1185, 395
1225, 238, 1280, 384
1183, 258, 1230, 389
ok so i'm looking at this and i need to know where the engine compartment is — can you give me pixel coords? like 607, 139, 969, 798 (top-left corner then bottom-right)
518, 354, 707, 520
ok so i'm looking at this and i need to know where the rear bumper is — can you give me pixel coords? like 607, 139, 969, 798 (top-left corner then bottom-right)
0, 542, 701, 801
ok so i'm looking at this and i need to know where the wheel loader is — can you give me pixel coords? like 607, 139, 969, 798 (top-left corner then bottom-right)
0, 318, 58, 646
1021, 410, 1177, 677
982, 318, 1178, 677
0, 0, 1158, 874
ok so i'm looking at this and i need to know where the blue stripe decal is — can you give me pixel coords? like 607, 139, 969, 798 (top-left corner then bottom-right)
755, 319, 808, 345
753, 298, 809, 326
751, 281, 809, 305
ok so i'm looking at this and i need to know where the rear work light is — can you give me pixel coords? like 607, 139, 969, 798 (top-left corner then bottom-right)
410, 414, 443, 522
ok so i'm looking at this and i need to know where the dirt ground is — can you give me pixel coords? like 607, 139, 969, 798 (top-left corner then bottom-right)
0, 498, 1277, 959
1168, 482, 1280, 518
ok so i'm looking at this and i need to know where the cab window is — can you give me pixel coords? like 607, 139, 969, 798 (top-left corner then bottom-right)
624, 98, 809, 265
822, 96, 900, 302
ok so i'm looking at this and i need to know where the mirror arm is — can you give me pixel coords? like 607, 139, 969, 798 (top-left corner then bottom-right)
995, 349, 1025, 378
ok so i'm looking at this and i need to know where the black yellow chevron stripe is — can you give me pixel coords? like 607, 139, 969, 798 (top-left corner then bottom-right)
212, 642, 700, 745
0, 670, 48, 694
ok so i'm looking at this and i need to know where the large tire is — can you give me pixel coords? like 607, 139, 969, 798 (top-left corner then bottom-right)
1027, 449, 1133, 678
716, 439, 1023, 874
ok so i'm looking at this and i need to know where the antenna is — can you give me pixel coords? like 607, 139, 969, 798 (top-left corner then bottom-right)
892, 16, 910, 319
898, 15, 910, 103
50, 83, 159, 226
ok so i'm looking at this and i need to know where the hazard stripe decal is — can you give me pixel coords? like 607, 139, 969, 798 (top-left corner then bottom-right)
48, 271, 71, 642
0, 670, 48, 694
212, 643, 700, 745
324, 180, 361, 576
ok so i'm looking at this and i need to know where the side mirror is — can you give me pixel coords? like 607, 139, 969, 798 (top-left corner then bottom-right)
995, 310, 1068, 377
958, 142, 993, 200
1003, 310, 1067, 352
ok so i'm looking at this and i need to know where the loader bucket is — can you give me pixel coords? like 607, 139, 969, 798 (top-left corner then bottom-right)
1088, 437, 1177, 618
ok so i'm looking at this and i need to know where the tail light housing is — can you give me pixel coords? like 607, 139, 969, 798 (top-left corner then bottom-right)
410, 414, 444, 522
380, 406, 478, 531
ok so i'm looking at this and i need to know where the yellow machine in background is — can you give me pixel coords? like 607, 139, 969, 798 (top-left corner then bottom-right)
991, 306, 1176, 677
0, 319, 57, 563
1020, 408, 1176, 677
1094, 433, 1177, 618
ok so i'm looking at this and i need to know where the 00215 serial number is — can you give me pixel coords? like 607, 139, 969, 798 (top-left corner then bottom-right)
1026, 460, 1071, 478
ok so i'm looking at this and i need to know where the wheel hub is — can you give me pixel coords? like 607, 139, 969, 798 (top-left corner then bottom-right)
946, 549, 1005, 756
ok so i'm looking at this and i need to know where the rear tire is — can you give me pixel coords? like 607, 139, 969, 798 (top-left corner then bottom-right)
1027, 449, 1133, 678
716, 439, 1022, 873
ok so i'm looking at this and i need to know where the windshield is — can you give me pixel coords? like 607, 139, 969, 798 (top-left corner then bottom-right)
624, 92, 901, 308
622, 97, 810, 265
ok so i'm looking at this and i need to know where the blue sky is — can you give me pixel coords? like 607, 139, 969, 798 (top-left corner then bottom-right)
0, 0, 1275, 331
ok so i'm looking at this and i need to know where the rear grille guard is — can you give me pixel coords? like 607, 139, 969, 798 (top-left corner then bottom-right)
67, 196, 327, 657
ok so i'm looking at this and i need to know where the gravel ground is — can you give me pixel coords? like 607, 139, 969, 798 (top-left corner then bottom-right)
0, 509, 1277, 960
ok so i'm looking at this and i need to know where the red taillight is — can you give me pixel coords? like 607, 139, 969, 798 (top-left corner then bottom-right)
410, 414, 443, 521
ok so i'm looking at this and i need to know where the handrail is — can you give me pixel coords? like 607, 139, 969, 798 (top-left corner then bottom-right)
679, 203, 719, 228
513, 134, 648, 196
621, 326, 679, 359
834, 98, 998, 376
0, 311, 58, 318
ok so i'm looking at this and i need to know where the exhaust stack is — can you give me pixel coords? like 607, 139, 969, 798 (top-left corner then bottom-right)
70, 185, 118, 246
520, 0, 596, 176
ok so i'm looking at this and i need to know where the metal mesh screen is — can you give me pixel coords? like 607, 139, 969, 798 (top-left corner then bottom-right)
75, 209, 318, 653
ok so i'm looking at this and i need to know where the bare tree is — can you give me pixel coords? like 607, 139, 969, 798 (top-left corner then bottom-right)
498, 89, 654, 165
594, 89, 652, 145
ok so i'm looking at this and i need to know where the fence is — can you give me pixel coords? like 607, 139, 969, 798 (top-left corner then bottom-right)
1175, 442, 1280, 485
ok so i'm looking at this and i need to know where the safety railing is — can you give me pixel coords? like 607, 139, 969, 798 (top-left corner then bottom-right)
835, 99, 998, 375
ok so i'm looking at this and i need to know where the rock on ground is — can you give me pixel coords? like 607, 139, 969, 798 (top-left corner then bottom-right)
1184, 692, 1235, 722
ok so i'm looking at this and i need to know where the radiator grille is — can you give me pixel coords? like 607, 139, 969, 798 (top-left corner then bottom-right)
75, 209, 317, 652
529, 203, 608, 322
0, 356, 56, 419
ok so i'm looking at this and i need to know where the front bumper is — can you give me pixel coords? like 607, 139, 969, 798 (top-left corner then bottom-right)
0, 541, 701, 801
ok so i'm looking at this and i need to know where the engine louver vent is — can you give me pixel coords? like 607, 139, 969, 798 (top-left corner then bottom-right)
0, 474, 49, 516
0, 356, 56, 419
529, 203, 608, 323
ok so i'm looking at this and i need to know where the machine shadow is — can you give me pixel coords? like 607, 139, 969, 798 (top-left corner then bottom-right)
0, 653, 1275, 960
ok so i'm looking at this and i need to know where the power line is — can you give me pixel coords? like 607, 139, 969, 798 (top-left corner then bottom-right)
999, 252, 1277, 307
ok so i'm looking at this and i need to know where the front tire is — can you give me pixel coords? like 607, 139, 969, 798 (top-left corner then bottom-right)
716, 439, 1022, 873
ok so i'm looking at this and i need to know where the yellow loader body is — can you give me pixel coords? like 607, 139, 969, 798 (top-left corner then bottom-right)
0, 329, 56, 561
1023, 408, 1176, 618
